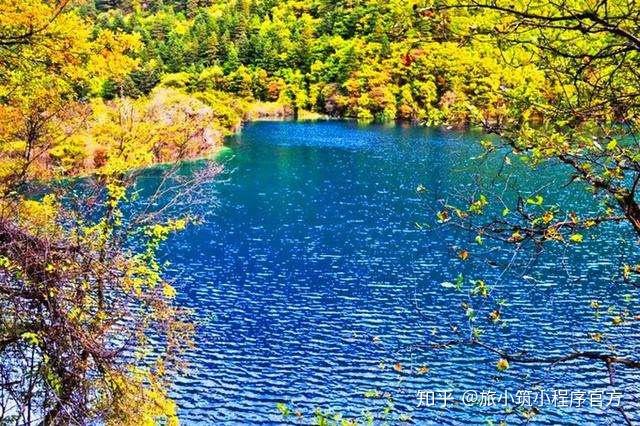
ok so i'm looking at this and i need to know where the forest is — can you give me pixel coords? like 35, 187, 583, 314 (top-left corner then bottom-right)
83, 0, 543, 126
92, 0, 551, 125
2, 0, 640, 424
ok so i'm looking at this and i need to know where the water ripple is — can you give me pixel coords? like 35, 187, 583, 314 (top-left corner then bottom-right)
157, 121, 640, 425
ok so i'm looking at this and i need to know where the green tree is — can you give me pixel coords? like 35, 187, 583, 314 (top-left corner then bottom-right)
224, 43, 242, 73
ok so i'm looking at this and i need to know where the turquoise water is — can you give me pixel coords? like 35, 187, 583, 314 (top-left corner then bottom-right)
159, 121, 639, 424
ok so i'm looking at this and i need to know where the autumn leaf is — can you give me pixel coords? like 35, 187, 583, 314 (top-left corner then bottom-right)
276, 402, 291, 417
364, 389, 381, 398
417, 365, 430, 375
526, 195, 543, 206
541, 210, 554, 224
569, 233, 584, 243
468, 195, 488, 214
589, 332, 603, 343
436, 210, 450, 223
508, 230, 524, 243
496, 358, 509, 371
458, 250, 469, 261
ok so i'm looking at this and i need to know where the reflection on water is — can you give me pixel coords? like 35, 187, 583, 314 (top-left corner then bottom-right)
156, 121, 639, 424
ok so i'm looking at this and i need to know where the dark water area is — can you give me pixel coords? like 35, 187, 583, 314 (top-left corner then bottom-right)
157, 121, 640, 424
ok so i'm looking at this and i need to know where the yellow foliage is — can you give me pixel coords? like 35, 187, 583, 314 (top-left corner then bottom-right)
105, 370, 179, 426
88, 29, 142, 90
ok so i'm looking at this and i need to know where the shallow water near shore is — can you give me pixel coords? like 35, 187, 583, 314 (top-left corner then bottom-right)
156, 121, 640, 424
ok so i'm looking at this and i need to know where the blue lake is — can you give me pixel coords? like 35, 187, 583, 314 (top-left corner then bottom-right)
159, 121, 640, 424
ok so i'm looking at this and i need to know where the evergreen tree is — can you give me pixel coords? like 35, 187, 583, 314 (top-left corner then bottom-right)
223, 44, 241, 73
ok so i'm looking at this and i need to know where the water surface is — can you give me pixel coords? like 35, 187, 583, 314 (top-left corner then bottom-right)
161, 121, 640, 424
